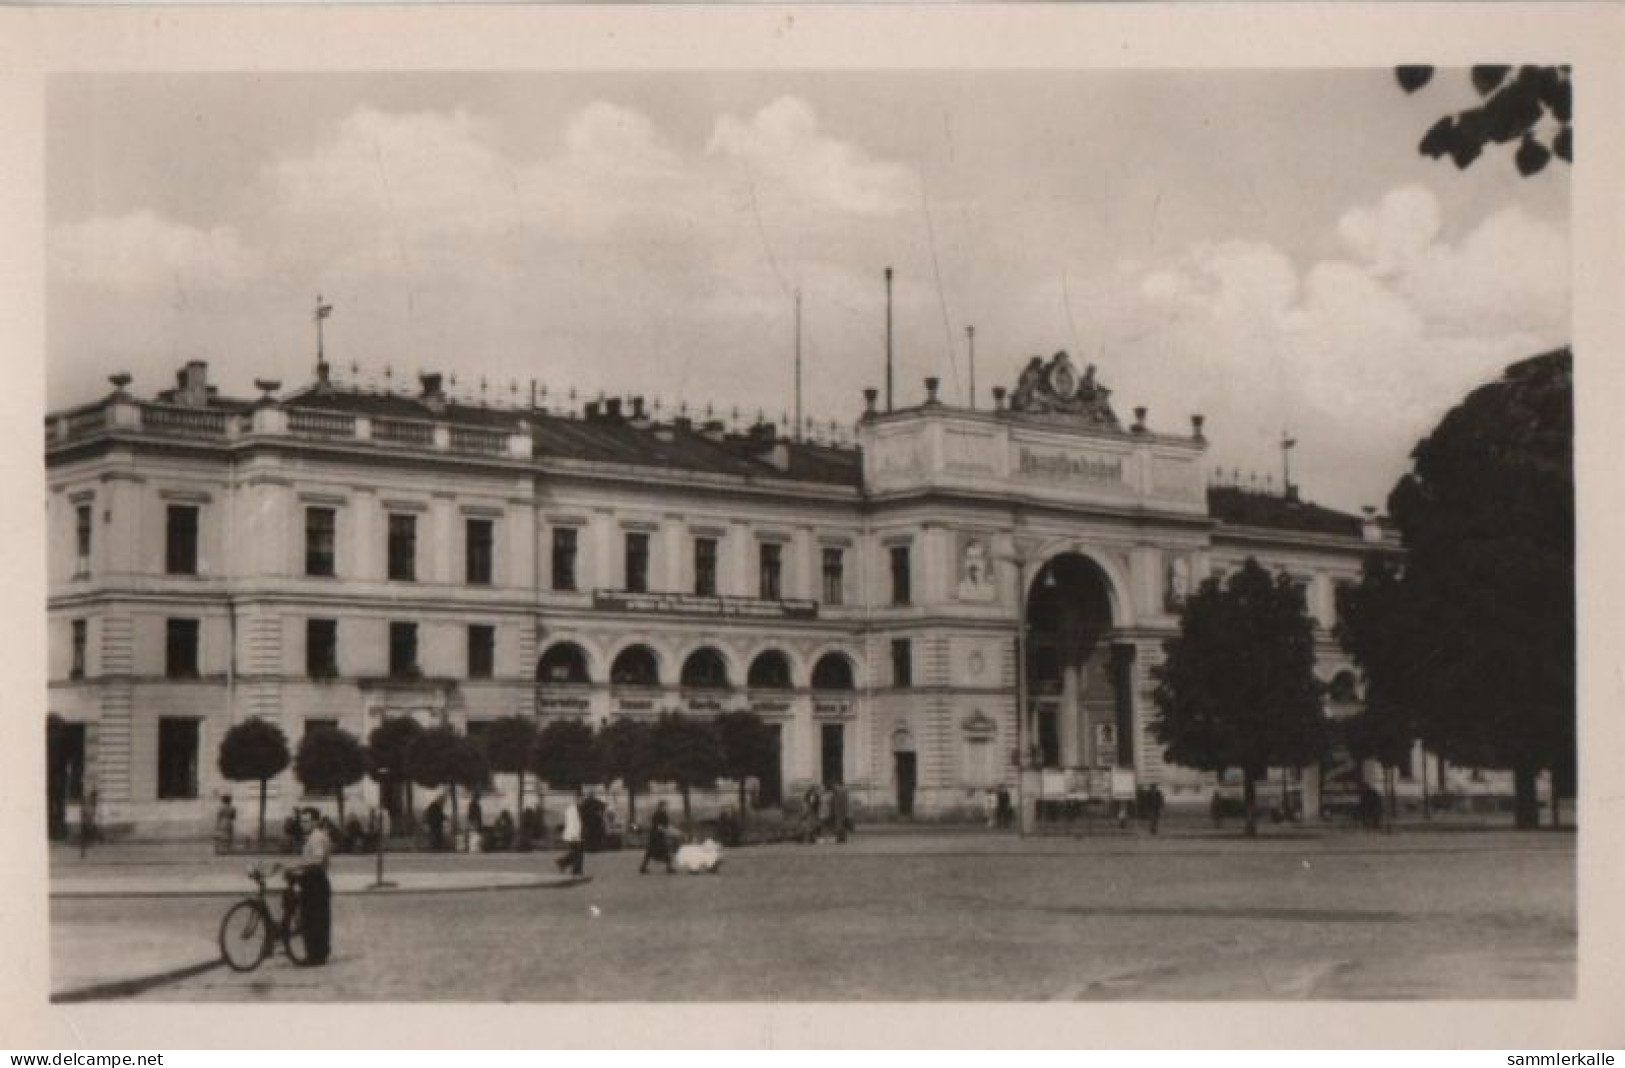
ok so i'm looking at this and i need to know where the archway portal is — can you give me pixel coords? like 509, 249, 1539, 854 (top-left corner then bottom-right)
1025, 553, 1135, 771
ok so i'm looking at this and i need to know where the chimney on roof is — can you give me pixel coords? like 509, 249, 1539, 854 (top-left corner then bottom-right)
763, 441, 791, 472
605, 397, 624, 421
175, 361, 210, 408
1361, 506, 1382, 544
629, 396, 651, 428
701, 419, 727, 442
420, 372, 447, 413
584, 400, 602, 420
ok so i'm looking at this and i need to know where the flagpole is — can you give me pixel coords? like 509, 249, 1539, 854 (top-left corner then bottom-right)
794, 288, 803, 442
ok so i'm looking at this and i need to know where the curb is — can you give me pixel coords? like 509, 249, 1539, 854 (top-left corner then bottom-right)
52, 958, 225, 1004
51, 874, 592, 901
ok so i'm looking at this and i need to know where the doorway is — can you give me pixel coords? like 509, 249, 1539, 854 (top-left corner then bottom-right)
894, 751, 917, 816
820, 723, 845, 787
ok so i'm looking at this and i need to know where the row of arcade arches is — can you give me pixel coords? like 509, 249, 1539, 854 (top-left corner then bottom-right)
537, 642, 857, 691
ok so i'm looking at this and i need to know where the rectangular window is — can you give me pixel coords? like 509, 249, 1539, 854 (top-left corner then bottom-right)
822, 547, 845, 605
166, 505, 199, 575
389, 622, 419, 678
759, 542, 783, 601
468, 624, 495, 679
551, 527, 578, 592
387, 514, 417, 581
157, 717, 200, 800
625, 531, 650, 593
306, 619, 338, 679
466, 518, 494, 586
71, 619, 87, 679
694, 537, 718, 597
165, 618, 199, 678
75, 504, 92, 575
305, 507, 336, 578
891, 638, 913, 688
890, 545, 912, 605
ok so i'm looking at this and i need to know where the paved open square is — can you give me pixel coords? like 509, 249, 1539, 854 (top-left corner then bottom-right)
50, 825, 1575, 1001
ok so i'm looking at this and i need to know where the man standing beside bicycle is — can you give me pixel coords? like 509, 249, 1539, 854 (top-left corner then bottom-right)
294, 809, 334, 966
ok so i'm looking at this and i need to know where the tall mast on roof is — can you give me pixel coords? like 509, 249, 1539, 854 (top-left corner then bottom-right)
314, 294, 333, 379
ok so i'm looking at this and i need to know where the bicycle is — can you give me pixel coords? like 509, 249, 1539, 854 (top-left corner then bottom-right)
218, 862, 309, 972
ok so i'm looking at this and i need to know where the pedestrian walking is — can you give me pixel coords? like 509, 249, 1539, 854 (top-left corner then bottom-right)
829, 782, 850, 843
424, 797, 447, 851
1145, 783, 1165, 836
555, 793, 585, 875
802, 785, 822, 843
640, 800, 675, 874
295, 810, 334, 966
982, 788, 998, 828
996, 784, 1013, 829
215, 794, 237, 853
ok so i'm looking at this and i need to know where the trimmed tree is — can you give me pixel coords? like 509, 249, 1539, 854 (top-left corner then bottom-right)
1152, 558, 1329, 837
294, 725, 367, 825
713, 711, 778, 821
367, 716, 424, 828
482, 714, 539, 818
406, 724, 489, 843
652, 712, 725, 826
595, 716, 656, 826
530, 718, 599, 795
1382, 350, 1574, 828
218, 716, 292, 845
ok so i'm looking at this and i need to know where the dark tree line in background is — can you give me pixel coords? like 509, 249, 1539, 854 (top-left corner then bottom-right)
216, 708, 779, 838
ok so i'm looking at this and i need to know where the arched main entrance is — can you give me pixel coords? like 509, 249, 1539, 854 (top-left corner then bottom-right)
1024, 552, 1135, 771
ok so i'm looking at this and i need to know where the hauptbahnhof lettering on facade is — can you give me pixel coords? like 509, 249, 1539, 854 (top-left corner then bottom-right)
47, 348, 1510, 835
1016, 447, 1125, 487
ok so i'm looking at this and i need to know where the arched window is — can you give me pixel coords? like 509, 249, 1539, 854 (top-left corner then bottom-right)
811, 652, 855, 691
681, 647, 730, 689
610, 645, 660, 687
536, 642, 590, 685
748, 650, 793, 689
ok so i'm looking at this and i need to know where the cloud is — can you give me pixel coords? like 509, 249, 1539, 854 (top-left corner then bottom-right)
708, 96, 918, 216
49, 210, 260, 292
1098, 185, 1569, 509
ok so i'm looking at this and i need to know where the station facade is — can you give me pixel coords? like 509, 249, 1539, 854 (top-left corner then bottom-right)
46, 352, 1488, 837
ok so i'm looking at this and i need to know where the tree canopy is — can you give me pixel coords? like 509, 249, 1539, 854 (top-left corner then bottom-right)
218, 716, 291, 844
713, 711, 778, 817
530, 718, 599, 792
652, 712, 725, 823
1334, 553, 1423, 770
1398, 65, 1572, 175
481, 714, 539, 814
595, 716, 656, 823
294, 725, 367, 822
1381, 349, 1574, 827
1152, 558, 1328, 836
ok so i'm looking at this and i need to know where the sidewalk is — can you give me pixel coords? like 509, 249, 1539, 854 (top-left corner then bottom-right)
52, 868, 589, 899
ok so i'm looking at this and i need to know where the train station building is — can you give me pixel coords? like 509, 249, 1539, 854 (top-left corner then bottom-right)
46, 350, 1505, 836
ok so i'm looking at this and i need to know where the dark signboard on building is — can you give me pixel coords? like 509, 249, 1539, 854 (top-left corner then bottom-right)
594, 589, 818, 620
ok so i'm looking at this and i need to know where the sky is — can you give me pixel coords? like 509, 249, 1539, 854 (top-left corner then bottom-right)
45, 71, 1570, 513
